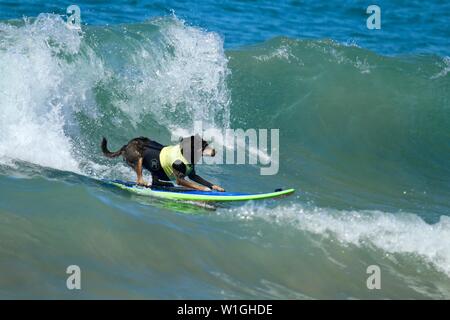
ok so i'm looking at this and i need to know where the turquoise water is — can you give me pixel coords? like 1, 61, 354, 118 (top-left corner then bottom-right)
0, 1, 449, 299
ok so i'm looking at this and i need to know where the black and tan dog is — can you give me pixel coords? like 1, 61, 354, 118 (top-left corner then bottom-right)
101, 135, 224, 191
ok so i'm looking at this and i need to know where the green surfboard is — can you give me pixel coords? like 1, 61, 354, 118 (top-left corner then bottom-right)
106, 180, 295, 202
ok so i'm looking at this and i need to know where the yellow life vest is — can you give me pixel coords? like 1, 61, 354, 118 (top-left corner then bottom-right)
159, 144, 193, 181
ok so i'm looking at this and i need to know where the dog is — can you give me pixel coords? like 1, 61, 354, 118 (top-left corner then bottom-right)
101, 135, 224, 192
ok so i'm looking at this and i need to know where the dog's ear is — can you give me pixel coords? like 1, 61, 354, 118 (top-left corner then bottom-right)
201, 139, 208, 150
192, 134, 209, 150
194, 134, 209, 151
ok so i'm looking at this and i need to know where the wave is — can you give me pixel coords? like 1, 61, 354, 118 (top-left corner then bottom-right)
227, 38, 450, 211
228, 37, 450, 174
0, 10, 449, 300
0, 14, 449, 213
223, 203, 450, 278
0, 14, 230, 174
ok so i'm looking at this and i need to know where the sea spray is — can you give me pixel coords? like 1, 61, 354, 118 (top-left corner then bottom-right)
0, 14, 107, 172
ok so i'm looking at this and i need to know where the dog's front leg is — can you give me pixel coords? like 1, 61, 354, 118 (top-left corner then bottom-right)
135, 157, 148, 186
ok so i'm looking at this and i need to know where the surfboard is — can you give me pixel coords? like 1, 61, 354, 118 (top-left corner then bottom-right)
105, 180, 295, 202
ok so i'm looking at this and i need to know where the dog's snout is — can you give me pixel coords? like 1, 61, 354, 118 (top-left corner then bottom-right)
203, 146, 216, 157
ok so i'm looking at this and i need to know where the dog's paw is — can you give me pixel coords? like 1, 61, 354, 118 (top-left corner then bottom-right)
137, 181, 150, 187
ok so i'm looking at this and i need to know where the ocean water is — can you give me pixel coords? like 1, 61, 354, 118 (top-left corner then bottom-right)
0, 0, 449, 299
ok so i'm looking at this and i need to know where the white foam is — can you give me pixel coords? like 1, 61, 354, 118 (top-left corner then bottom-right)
254, 44, 301, 64
224, 204, 450, 277
116, 16, 231, 132
431, 56, 450, 79
0, 14, 231, 178
0, 14, 104, 172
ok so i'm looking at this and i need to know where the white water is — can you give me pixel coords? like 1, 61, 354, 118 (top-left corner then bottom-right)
224, 203, 450, 277
0, 14, 231, 174
0, 14, 103, 172
114, 16, 231, 130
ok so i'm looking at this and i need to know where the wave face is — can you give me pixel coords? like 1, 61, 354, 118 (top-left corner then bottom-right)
0, 14, 230, 173
0, 15, 449, 299
228, 38, 450, 217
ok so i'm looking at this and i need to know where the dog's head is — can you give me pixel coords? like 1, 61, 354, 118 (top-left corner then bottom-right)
180, 134, 215, 163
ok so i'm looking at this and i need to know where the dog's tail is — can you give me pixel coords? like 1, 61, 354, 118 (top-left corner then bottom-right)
101, 137, 125, 158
